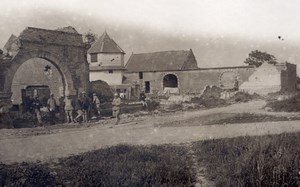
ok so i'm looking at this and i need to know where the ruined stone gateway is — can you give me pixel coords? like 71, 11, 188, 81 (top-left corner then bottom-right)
0, 27, 89, 108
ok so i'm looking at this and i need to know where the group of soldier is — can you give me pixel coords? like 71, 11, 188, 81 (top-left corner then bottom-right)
24, 91, 123, 126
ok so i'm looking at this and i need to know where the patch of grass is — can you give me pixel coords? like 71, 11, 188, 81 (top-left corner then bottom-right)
0, 144, 196, 186
154, 113, 237, 127
265, 93, 300, 112
155, 113, 300, 128
190, 97, 228, 108
230, 92, 263, 103
192, 133, 300, 187
205, 113, 300, 125
0, 162, 56, 187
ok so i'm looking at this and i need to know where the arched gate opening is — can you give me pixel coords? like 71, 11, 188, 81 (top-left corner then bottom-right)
163, 74, 179, 94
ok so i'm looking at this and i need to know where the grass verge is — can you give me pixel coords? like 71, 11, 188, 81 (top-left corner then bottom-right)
155, 113, 300, 127
0, 144, 196, 186
192, 133, 300, 187
265, 93, 300, 112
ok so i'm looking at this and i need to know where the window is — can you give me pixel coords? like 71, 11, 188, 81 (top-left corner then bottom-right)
109, 70, 113, 74
139, 72, 143, 79
145, 81, 150, 93
90, 54, 98, 62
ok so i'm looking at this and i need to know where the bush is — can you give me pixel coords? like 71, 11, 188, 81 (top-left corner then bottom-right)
58, 145, 195, 186
89, 80, 113, 102
230, 92, 262, 103
190, 97, 227, 108
0, 162, 58, 186
0, 145, 196, 186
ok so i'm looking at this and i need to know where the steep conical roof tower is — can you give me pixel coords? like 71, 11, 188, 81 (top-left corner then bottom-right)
87, 31, 125, 54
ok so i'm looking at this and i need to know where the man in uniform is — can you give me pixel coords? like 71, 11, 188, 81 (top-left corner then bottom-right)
47, 93, 57, 125
81, 91, 90, 123
92, 93, 101, 118
32, 95, 42, 126
112, 93, 121, 125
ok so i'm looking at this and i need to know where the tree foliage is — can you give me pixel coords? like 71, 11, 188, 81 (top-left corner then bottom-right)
83, 30, 98, 48
244, 50, 277, 67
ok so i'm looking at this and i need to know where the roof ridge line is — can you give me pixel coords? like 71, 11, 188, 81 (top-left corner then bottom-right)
131, 49, 189, 55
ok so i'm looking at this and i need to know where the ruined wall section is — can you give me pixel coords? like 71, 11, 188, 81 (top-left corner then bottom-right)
124, 66, 254, 95
279, 63, 297, 93
240, 62, 297, 95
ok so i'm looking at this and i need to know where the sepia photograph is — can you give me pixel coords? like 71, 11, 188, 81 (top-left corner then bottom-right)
1, 0, 300, 186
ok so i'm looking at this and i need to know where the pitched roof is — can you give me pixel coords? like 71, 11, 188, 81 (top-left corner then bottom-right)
87, 32, 125, 54
125, 49, 198, 72
55, 26, 79, 34
18, 27, 84, 47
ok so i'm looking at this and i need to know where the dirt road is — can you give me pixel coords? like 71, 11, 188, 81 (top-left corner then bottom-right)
1, 100, 300, 163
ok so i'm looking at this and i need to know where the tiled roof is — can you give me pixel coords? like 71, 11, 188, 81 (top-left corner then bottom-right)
55, 26, 78, 34
88, 32, 125, 54
125, 49, 198, 72
18, 27, 84, 47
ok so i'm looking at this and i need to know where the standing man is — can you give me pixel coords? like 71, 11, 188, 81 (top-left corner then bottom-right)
112, 93, 122, 125
32, 95, 42, 126
139, 90, 148, 108
81, 91, 90, 123
47, 93, 57, 125
92, 93, 101, 118
64, 95, 74, 123
73, 95, 83, 123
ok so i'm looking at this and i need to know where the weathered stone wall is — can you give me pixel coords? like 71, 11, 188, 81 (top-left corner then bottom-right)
90, 70, 123, 85
280, 63, 297, 93
88, 53, 124, 67
123, 66, 255, 95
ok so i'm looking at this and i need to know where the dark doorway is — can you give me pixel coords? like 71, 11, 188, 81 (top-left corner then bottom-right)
163, 74, 178, 88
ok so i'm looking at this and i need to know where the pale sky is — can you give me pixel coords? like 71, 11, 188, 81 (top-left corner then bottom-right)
1, 0, 300, 70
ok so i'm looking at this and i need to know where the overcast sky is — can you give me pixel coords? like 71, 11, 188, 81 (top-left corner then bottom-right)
1, 0, 300, 70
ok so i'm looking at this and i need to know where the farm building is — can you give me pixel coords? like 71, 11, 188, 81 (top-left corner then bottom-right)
87, 31, 297, 98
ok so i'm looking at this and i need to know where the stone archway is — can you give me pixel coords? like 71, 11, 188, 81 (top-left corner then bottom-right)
0, 27, 89, 106
3, 50, 75, 103
11, 58, 65, 105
